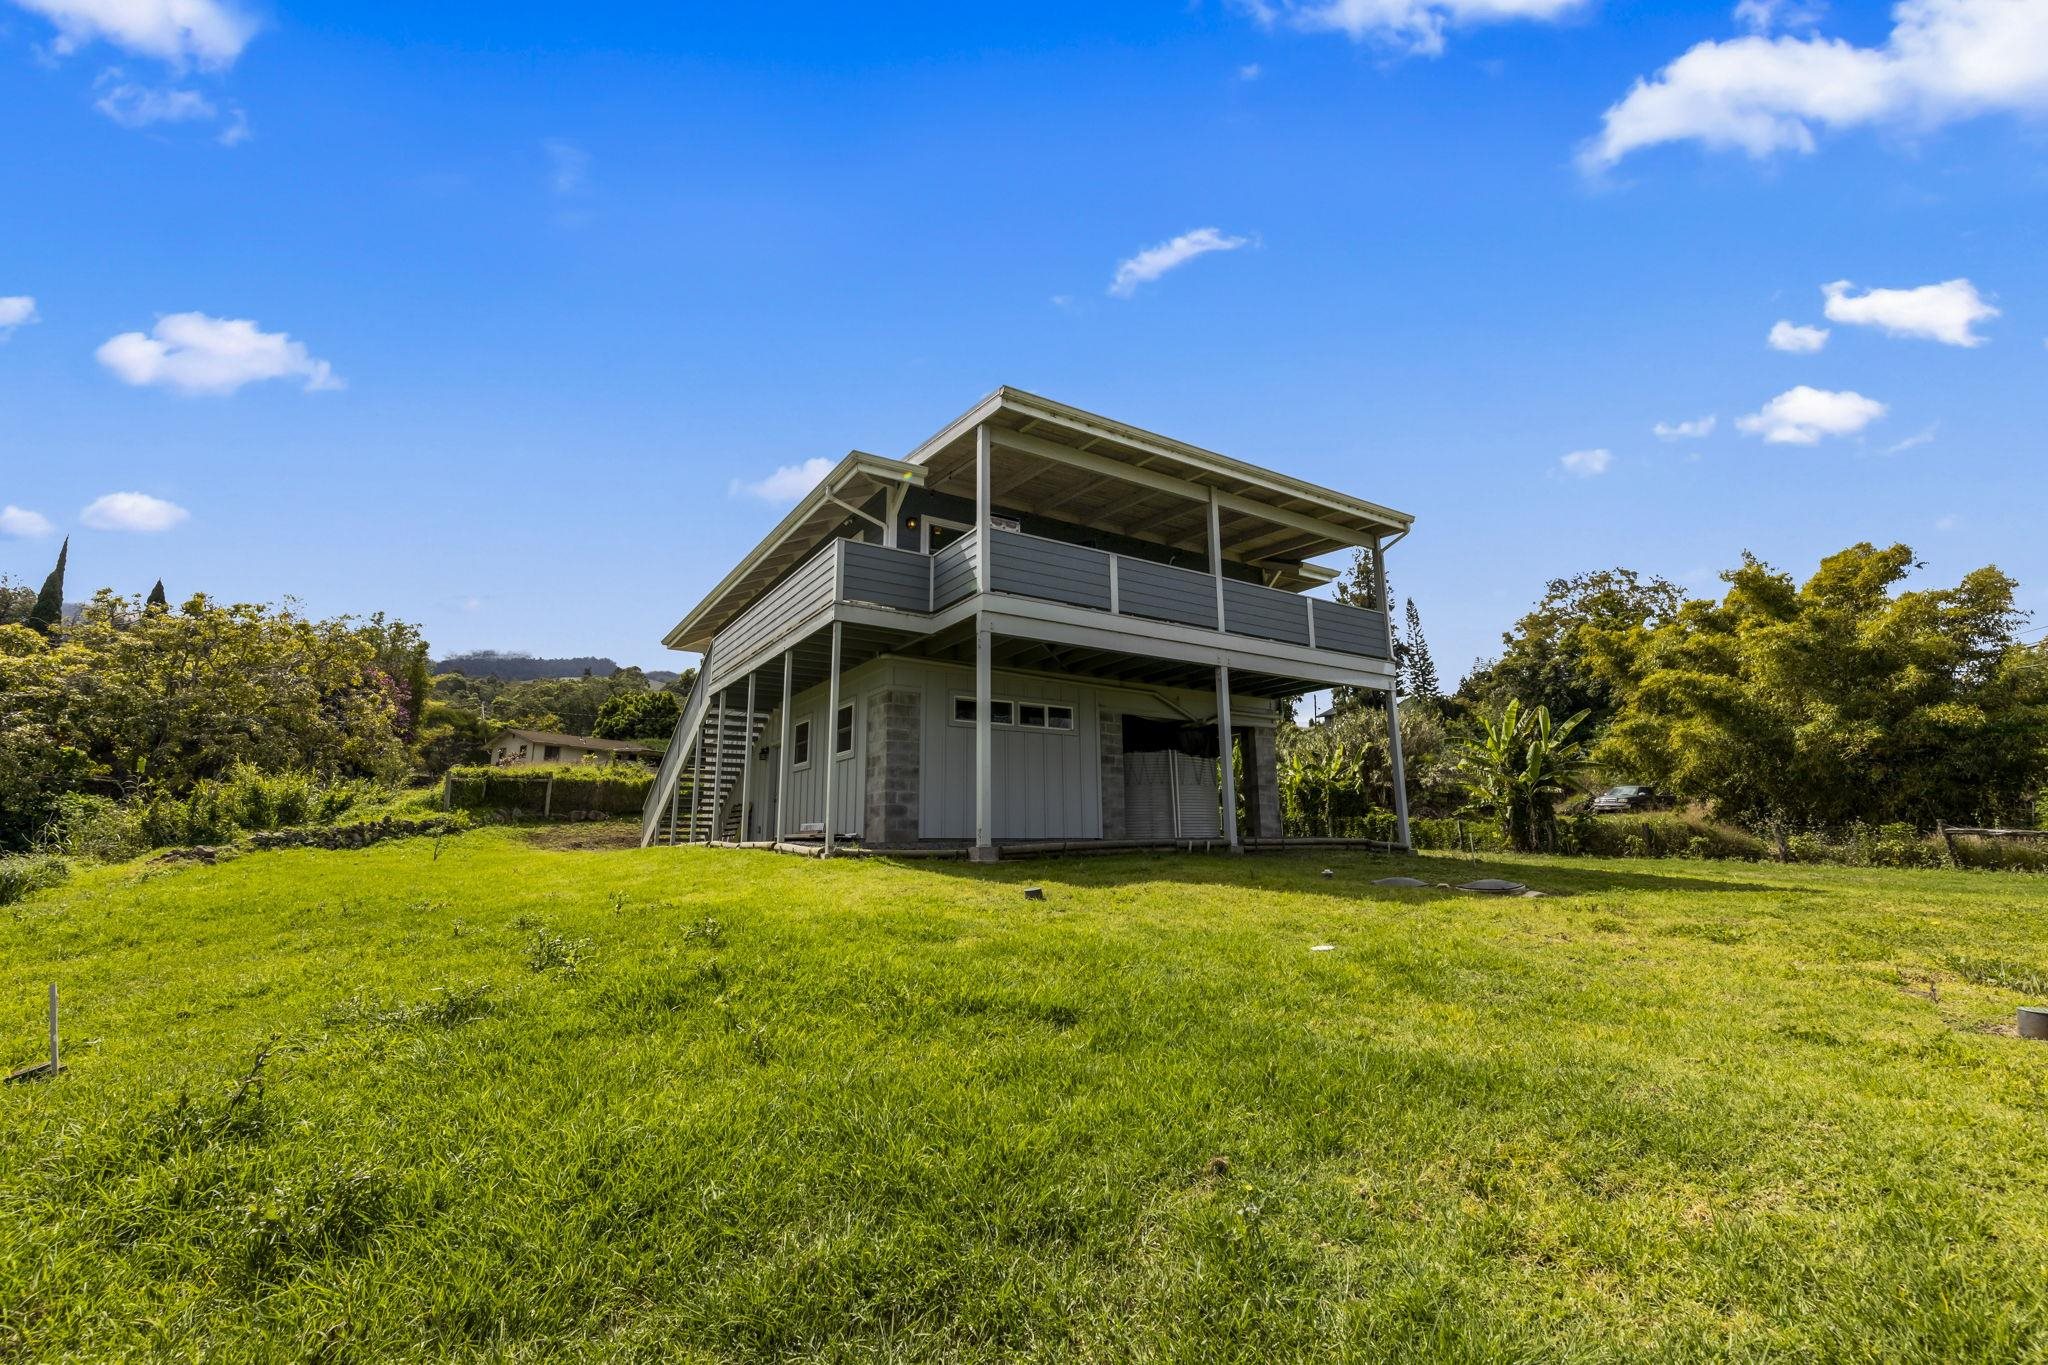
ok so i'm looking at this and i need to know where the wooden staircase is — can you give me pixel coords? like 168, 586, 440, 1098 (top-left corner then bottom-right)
646, 704, 768, 845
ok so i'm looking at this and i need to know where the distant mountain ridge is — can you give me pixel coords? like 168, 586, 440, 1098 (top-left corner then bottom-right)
432, 650, 680, 685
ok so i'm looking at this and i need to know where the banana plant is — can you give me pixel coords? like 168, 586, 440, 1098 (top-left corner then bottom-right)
1454, 699, 1593, 851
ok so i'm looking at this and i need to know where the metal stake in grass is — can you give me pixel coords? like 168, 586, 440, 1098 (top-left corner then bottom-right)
6, 984, 63, 1084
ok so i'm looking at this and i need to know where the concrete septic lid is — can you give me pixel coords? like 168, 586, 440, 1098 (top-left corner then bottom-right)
1456, 879, 1529, 895
2020, 1006, 2048, 1040
1372, 876, 1432, 888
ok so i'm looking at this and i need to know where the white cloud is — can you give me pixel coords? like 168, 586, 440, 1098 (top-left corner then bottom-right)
1883, 423, 1938, 454
1242, 0, 1589, 58
543, 138, 589, 196
1560, 447, 1612, 476
1653, 414, 1717, 440
1734, 0, 1825, 35
1737, 385, 1886, 443
80, 491, 187, 532
1109, 227, 1251, 298
93, 73, 214, 126
1822, 277, 1998, 346
1933, 512, 1960, 530
1238, 62, 1263, 80
0, 505, 56, 537
729, 456, 834, 504
1582, 0, 2048, 169
9, 0, 257, 69
1767, 319, 1830, 352
96, 312, 342, 396
0, 296, 37, 338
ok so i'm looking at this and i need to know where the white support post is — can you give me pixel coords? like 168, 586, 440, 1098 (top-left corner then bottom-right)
972, 623, 996, 861
975, 424, 993, 594
777, 649, 794, 844
712, 691, 727, 843
823, 622, 842, 856
668, 772, 679, 845
1373, 536, 1412, 851
689, 710, 705, 844
739, 671, 756, 841
1217, 663, 1241, 852
1207, 488, 1226, 630
48, 983, 58, 1078
884, 481, 907, 549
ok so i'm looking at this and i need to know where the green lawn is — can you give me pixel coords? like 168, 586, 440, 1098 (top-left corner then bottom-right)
3, 830, 2046, 1361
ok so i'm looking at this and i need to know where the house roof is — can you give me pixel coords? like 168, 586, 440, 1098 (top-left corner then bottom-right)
664, 387, 1414, 652
496, 728, 652, 754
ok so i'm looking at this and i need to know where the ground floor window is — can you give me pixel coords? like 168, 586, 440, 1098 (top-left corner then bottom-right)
792, 719, 812, 768
950, 694, 1073, 733
835, 703, 854, 756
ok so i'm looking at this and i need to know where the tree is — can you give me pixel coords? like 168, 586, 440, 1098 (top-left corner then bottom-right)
145, 580, 168, 611
1597, 543, 2048, 836
0, 575, 34, 627
592, 688, 682, 740
1460, 568, 1682, 732
27, 537, 67, 635
1402, 598, 1441, 707
1453, 700, 1594, 851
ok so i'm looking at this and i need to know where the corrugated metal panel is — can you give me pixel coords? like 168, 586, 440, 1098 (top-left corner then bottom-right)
841, 542, 932, 613
988, 530, 1113, 611
1223, 579, 1313, 647
1124, 750, 1174, 839
1116, 558, 1218, 629
1172, 751, 1221, 838
1309, 599, 1391, 658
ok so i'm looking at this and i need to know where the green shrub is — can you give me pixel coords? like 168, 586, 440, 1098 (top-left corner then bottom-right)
443, 764, 653, 819
1570, 814, 1768, 861
0, 852, 70, 906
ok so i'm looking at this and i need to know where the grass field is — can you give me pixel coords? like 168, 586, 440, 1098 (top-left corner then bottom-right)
3, 829, 2046, 1361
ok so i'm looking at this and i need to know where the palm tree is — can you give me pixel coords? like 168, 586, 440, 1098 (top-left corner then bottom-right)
1454, 699, 1593, 851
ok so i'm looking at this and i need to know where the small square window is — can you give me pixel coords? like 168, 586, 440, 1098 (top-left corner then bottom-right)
835, 703, 854, 756
1018, 703, 1047, 728
792, 719, 812, 768
1046, 705, 1074, 731
543, 744, 561, 761
991, 700, 1015, 726
953, 696, 975, 723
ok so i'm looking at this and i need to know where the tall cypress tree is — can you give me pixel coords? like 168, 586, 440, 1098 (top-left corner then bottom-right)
1403, 597, 1441, 705
146, 579, 168, 611
26, 537, 67, 635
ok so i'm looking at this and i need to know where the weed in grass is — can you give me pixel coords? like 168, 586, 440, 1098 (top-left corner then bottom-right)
239, 1164, 393, 1282
682, 914, 726, 948
328, 983, 494, 1031
1945, 952, 2048, 997
524, 928, 591, 975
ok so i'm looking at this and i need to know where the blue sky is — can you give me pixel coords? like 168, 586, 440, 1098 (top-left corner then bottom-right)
3, 0, 2044, 677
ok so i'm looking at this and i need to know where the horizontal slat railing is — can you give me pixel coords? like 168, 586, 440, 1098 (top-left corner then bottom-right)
698, 529, 1393, 700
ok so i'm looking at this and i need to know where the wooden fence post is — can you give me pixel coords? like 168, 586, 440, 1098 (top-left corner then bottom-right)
543, 775, 554, 819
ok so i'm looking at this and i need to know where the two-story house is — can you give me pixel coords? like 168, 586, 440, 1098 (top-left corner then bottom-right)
641, 387, 1413, 858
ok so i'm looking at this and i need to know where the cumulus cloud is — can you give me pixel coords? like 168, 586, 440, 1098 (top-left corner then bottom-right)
1821, 277, 1998, 346
0, 505, 56, 537
0, 296, 37, 338
1109, 227, 1251, 298
96, 312, 342, 396
1582, 0, 2048, 170
1653, 415, 1716, 440
1737, 385, 1886, 444
9, 0, 257, 69
1559, 447, 1613, 476
729, 456, 835, 504
1241, 0, 1589, 57
1767, 319, 1830, 352
80, 491, 187, 532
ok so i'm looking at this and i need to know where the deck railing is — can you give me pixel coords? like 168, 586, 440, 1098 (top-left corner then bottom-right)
708, 528, 1392, 668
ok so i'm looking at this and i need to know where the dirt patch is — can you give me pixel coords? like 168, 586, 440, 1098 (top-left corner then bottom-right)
525, 821, 643, 851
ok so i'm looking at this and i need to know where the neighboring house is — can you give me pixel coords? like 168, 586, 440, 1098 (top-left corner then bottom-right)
642, 387, 1413, 857
491, 728, 654, 767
